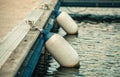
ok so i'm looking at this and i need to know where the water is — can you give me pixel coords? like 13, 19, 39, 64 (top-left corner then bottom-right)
33, 20, 120, 77
33, 10, 120, 77
45, 57, 83, 77
63, 21, 120, 77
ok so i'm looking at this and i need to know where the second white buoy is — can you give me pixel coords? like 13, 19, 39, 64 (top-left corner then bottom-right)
56, 11, 78, 34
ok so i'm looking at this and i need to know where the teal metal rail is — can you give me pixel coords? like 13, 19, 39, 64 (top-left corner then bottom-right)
61, 0, 120, 7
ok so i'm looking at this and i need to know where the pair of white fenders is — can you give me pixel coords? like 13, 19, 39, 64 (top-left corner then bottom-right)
45, 11, 79, 67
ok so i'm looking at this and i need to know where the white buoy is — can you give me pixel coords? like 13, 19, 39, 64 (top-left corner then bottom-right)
56, 12, 78, 34
45, 33, 79, 67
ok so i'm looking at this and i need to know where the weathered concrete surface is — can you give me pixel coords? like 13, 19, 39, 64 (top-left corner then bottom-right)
0, 0, 41, 39
0, 0, 58, 77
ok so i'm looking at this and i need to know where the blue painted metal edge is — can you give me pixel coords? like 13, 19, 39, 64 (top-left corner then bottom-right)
22, 36, 45, 77
61, 2, 120, 7
15, 1, 61, 77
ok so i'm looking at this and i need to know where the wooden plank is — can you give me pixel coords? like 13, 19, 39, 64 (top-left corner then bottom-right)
0, 9, 44, 69
0, 0, 58, 77
0, 0, 41, 40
